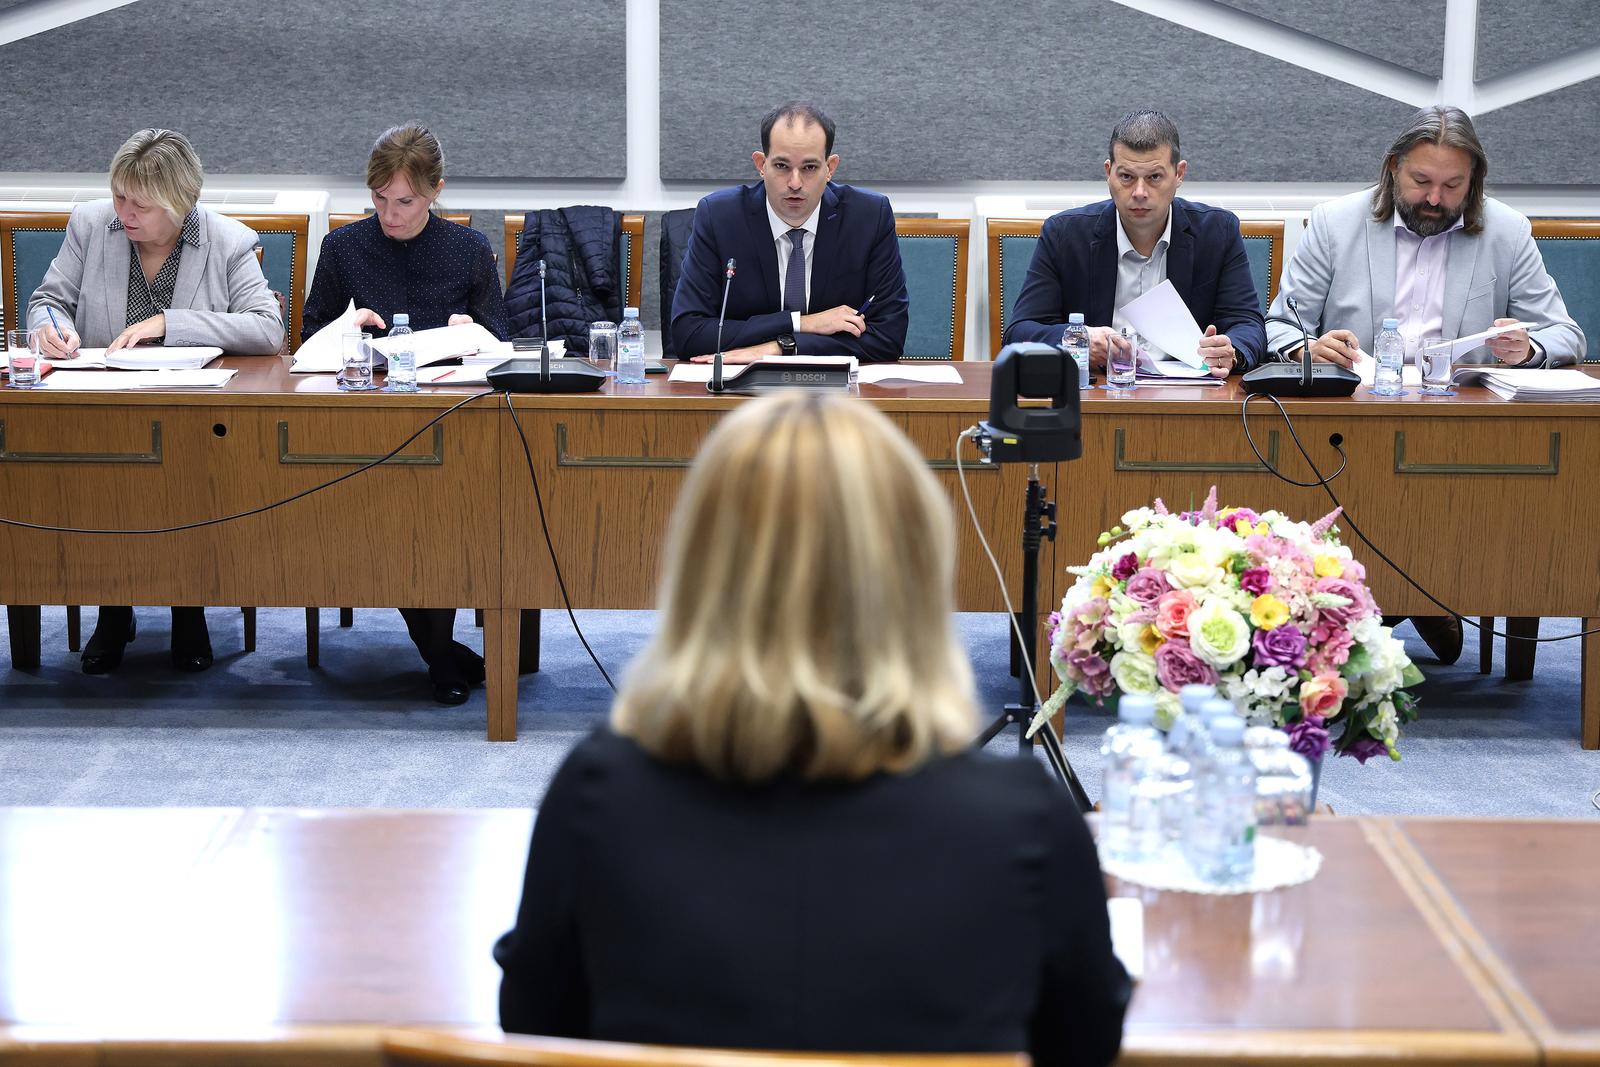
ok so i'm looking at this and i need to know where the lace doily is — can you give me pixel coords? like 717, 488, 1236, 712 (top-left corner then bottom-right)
1100, 834, 1323, 895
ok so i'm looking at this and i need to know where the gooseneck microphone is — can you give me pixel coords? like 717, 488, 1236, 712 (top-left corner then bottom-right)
537, 258, 550, 384
487, 256, 606, 394
1242, 293, 1360, 398
710, 258, 736, 394
1287, 296, 1315, 389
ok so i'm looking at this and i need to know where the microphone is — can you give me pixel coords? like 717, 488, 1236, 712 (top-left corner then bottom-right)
1242, 293, 1360, 398
538, 258, 550, 384
709, 257, 736, 395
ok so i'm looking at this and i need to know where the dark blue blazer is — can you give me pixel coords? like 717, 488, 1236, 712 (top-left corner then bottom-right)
670, 181, 908, 363
1004, 198, 1267, 372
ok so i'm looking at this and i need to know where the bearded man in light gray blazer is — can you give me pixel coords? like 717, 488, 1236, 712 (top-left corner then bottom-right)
28, 129, 282, 357
1265, 105, 1584, 369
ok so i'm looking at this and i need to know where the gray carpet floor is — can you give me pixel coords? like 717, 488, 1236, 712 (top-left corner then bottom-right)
1, 607, 1596, 817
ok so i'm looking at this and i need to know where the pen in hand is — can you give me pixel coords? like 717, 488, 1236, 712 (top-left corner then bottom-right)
44, 306, 76, 356
855, 294, 876, 320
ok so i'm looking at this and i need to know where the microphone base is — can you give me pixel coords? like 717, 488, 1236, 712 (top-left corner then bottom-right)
1242, 363, 1361, 398
703, 358, 852, 395
487, 358, 608, 394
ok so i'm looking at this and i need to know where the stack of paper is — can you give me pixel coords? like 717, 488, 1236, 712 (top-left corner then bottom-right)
51, 347, 223, 370
292, 300, 509, 373
1468, 368, 1600, 401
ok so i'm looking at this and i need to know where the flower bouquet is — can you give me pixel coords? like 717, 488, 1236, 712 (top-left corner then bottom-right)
1043, 488, 1423, 761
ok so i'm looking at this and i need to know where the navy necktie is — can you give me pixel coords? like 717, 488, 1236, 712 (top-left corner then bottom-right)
783, 228, 807, 314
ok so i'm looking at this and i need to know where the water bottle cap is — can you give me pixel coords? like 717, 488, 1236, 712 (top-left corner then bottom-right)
624, 307, 639, 318
392, 313, 409, 326
1210, 715, 1246, 745
1117, 694, 1156, 724
1381, 318, 1400, 330
1068, 312, 1085, 324
1179, 684, 1216, 712
1199, 697, 1234, 721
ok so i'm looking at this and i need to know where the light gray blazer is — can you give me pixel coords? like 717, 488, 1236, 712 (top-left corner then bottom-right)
27, 200, 284, 354
1264, 188, 1585, 367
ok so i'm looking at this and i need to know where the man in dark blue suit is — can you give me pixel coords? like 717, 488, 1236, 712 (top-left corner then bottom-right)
1004, 110, 1266, 375
671, 103, 908, 364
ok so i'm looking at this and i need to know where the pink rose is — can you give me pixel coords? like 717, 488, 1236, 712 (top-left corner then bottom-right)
1124, 567, 1172, 606
1314, 576, 1370, 625
1154, 589, 1199, 639
1298, 673, 1349, 720
1155, 640, 1218, 692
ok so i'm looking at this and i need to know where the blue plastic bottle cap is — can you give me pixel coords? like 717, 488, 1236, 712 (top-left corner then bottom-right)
1381, 317, 1400, 330
1118, 695, 1156, 724
1200, 697, 1235, 722
1210, 716, 1246, 746
1068, 312, 1085, 324
1180, 684, 1216, 712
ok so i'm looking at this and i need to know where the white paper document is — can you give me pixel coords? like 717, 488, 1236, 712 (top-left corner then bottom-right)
1431, 321, 1536, 360
366, 321, 502, 367
42, 369, 237, 390
51, 346, 223, 370
1119, 280, 1207, 370
1106, 897, 1144, 980
291, 299, 362, 372
856, 364, 963, 385
291, 302, 509, 374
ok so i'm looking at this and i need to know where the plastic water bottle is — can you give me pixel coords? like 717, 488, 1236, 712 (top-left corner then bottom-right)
1245, 726, 1315, 826
385, 313, 416, 392
1182, 695, 1234, 766
1189, 715, 1258, 884
616, 307, 646, 384
1169, 684, 1216, 752
1099, 694, 1165, 864
1145, 746, 1194, 852
1373, 317, 1405, 397
1061, 313, 1091, 392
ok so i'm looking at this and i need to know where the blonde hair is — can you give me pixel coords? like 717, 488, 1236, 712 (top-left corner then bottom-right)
366, 123, 444, 199
611, 392, 978, 783
109, 129, 203, 224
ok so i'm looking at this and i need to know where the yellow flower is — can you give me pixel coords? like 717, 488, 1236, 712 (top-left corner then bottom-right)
1136, 624, 1165, 654
1314, 554, 1344, 578
1090, 575, 1116, 600
1250, 593, 1290, 630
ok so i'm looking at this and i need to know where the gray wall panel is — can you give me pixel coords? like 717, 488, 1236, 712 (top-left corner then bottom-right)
1473, 78, 1600, 185
1476, 0, 1599, 80
0, 0, 625, 179
660, 0, 1416, 184
1217, 0, 1445, 76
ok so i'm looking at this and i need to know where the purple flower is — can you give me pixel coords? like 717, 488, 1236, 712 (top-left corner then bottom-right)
1252, 624, 1308, 670
1111, 552, 1139, 581
1124, 567, 1173, 606
1155, 640, 1219, 692
1341, 736, 1388, 764
1066, 648, 1115, 697
1314, 576, 1369, 625
1286, 713, 1330, 760
1239, 567, 1272, 595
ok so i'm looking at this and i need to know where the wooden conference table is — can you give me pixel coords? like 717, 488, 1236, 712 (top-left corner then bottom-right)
0, 808, 1593, 1064
2, 358, 1599, 746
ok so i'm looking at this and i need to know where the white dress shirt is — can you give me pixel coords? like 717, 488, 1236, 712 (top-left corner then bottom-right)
1393, 212, 1462, 346
1110, 209, 1173, 337
767, 200, 820, 332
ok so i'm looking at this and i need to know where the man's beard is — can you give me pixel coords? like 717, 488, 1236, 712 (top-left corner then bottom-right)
1397, 195, 1464, 238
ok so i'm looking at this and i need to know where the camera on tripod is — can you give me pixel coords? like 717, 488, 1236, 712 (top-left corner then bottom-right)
974, 342, 1085, 465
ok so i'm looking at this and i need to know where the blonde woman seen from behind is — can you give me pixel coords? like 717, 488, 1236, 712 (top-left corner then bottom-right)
496, 392, 1130, 1067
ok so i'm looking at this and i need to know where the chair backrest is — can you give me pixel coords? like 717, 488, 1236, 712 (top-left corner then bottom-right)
985, 218, 1044, 357
1238, 219, 1284, 314
0, 209, 306, 352
986, 216, 1285, 354
1530, 218, 1600, 363
329, 212, 475, 230
505, 212, 645, 312
382, 1030, 1029, 1067
659, 207, 698, 359
895, 218, 969, 360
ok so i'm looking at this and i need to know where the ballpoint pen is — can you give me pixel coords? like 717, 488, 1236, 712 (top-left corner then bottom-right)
856, 294, 876, 318
45, 306, 75, 353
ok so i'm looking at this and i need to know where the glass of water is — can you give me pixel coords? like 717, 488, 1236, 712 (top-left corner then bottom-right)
337, 331, 375, 391
588, 321, 618, 368
4, 329, 41, 389
1415, 335, 1455, 396
1105, 328, 1138, 390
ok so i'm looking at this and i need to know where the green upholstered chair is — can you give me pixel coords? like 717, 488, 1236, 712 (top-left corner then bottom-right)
894, 218, 969, 360
1531, 218, 1600, 365
503, 213, 644, 313
1238, 219, 1284, 315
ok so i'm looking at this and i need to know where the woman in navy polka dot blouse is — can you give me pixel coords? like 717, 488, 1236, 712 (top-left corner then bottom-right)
302, 124, 508, 705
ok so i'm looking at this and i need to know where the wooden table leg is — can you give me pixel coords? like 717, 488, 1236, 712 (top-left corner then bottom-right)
484, 607, 520, 742
1584, 618, 1600, 750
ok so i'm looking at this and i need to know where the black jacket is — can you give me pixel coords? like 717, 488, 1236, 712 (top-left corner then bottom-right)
505, 207, 622, 351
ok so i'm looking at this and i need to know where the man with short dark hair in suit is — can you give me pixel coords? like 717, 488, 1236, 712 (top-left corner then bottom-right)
1004, 109, 1266, 375
671, 102, 908, 364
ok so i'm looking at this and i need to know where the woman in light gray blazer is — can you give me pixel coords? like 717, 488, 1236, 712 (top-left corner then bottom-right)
25, 128, 285, 675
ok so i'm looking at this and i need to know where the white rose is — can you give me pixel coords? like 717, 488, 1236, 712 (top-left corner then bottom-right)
1187, 599, 1252, 667
1110, 650, 1161, 695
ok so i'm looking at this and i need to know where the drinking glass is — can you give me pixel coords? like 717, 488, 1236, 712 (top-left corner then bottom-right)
1415, 334, 1455, 397
588, 321, 618, 368
4, 329, 40, 389
1105, 330, 1138, 390
338, 331, 375, 391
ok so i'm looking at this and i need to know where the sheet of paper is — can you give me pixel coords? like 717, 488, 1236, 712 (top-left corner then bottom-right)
51, 347, 223, 370
1119, 280, 1207, 370
669, 364, 716, 383
1433, 321, 1535, 360
1106, 897, 1144, 980
857, 364, 963, 385
291, 300, 361, 373
41, 369, 236, 390
366, 321, 503, 368
1137, 350, 1212, 379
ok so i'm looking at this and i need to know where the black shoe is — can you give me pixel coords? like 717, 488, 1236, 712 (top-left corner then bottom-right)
431, 679, 471, 705
82, 608, 136, 675
169, 607, 214, 673
450, 642, 486, 687
1412, 614, 1464, 666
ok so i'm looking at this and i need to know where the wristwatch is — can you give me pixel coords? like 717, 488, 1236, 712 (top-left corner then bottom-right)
776, 334, 797, 356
